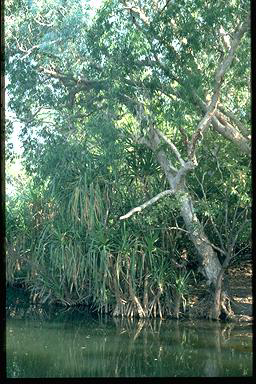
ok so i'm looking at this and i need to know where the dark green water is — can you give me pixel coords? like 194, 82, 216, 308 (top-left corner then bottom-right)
6, 305, 252, 378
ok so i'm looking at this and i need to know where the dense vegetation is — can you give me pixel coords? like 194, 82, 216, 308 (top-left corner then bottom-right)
6, 0, 251, 320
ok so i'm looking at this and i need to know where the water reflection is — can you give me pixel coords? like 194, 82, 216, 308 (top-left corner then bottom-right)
6, 305, 252, 377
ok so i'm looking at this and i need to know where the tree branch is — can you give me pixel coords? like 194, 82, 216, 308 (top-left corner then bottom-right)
37, 67, 107, 90
20, 44, 41, 60
121, 0, 181, 85
217, 106, 250, 138
159, 0, 173, 15
154, 128, 185, 166
34, 15, 55, 27
168, 226, 226, 255
216, 13, 250, 82
173, 161, 195, 186
188, 13, 250, 161
119, 189, 174, 220
122, 5, 149, 24
192, 91, 251, 155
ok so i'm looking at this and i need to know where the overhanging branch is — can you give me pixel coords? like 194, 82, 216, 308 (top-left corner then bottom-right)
119, 189, 174, 220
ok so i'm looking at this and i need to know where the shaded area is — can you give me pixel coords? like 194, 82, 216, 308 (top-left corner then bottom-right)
228, 261, 252, 319
187, 260, 253, 322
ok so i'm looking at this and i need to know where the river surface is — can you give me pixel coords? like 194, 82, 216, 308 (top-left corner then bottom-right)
6, 304, 252, 378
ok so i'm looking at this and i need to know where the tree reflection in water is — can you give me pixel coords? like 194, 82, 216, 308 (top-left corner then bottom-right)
6, 305, 252, 377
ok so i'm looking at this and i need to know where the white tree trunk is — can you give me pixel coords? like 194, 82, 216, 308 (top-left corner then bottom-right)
179, 192, 222, 285
142, 127, 222, 286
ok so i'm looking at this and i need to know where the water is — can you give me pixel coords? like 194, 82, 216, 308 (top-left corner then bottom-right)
6, 305, 253, 377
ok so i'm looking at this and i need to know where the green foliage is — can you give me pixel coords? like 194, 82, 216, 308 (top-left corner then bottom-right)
5, 0, 251, 317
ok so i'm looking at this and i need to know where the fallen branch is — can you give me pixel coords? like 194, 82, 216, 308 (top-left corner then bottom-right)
119, 189, 174, 220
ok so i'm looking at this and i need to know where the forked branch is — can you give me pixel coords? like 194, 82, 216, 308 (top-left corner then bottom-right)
155, 128, 185, 166
188, 12, 250, 161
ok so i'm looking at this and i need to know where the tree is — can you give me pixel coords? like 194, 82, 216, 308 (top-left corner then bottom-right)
6, 0, 251, 319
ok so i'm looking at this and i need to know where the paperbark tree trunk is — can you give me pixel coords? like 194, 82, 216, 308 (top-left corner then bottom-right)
140, 127, 222, 295
179, 192, 222, 286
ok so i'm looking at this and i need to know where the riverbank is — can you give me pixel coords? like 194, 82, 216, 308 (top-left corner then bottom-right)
187, 260, 253, 323
226, 260, 253, 323
6, 260, 252, 323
